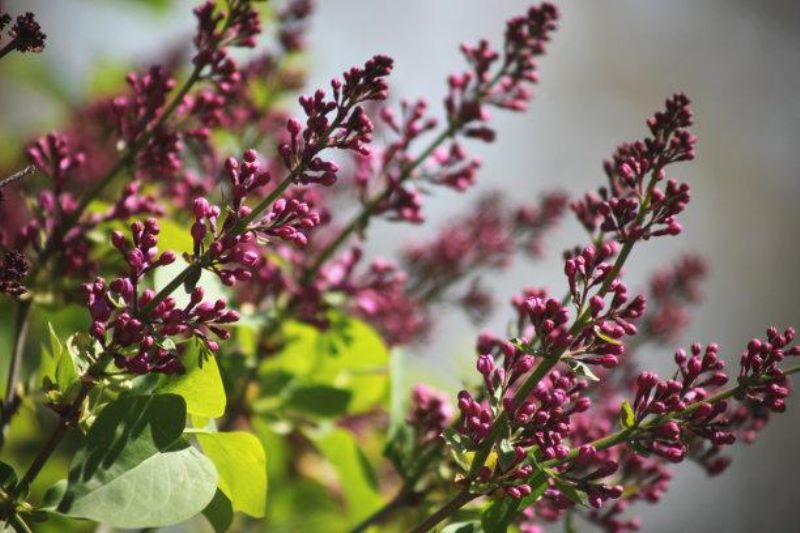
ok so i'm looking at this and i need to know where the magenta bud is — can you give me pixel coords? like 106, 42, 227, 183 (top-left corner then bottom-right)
243, 149, 258, 162
477, 354, 494, 376
159, 251, 176, 265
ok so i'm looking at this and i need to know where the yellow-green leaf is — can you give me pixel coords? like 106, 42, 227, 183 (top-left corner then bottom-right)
196, 431, 268, 518
159, 339, 226, 418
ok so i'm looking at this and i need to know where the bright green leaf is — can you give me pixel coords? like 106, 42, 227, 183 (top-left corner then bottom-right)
154, 256, 228, 308
309, 428, 380, 524
159, 339, 226, 418
196, 431, 267, 518
262, 315, 389, 414
40, 323, 78, 395
619, 400, 636, 429
57, 394, 218, 528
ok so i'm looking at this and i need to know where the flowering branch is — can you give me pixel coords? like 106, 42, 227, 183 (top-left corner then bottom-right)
414, 358, 800, 531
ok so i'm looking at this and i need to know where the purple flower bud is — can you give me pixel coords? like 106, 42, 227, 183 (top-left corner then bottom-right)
477, 354, 494, 376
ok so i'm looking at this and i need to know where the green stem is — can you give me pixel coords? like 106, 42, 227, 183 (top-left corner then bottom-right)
11, 352, 114, 498
409, 491, 478, 533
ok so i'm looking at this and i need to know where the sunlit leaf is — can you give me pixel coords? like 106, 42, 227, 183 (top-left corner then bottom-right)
308, 428, 380, 524
57, 394, 217, 528
158, 338, 226, 418
196, 431, 267, 518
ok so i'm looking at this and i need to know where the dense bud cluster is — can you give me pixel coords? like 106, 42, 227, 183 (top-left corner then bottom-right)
407, 384, 454, 445
572, 93, 695, 243
26, 133, 86, 192
279, 55, 393, 186
83, 218, 239, 374
0, 3, 796, 533
0, 9, 45, 55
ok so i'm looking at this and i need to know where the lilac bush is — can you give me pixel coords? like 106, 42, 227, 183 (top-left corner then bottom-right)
0, 1, 796, 532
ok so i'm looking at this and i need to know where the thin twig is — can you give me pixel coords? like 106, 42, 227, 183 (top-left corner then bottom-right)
409, 491, 478, 533
0, 165, 36, 192
1, 300, 32, 442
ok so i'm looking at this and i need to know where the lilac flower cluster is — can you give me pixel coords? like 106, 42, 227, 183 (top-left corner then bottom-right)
407, 384, 454, 445
402, 192, 568, 312
408, 94, 800, 533
642, 253, 708, 343
0, 9, 45, 56
346, 4, 559, 227
83, 218, 239, 374
16, 134, 161, 276
279, 54, 393, 186
572, 93, 695, 243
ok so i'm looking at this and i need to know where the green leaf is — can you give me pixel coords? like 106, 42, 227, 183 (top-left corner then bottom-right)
154, 218, 194, 255
0, 461, 17, 491
594, 326, 622, 346
57, 394, 218, 528
285, 384, 352, 418
158, 339, 226, 418
202, 489, 234, 533
567, 360, 600, 382
40, 323, 78, 393
387, 349, 409, 438
619, 400, 636, 429
196, 431, 267, 518
481, 497, 517, 533
442, 521, 483, 533
497, 439, 518, 472
40, 480, 67, 510
552, 478, 587, 507
154, 256, 228, 309
443, 428, 475, 454
309, 428, 380, 524
263, 315, 389, 414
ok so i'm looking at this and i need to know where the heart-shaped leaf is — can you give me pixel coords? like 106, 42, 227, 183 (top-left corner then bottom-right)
57, 394, 218, 528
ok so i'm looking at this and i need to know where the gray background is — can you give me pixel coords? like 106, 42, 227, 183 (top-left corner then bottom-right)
4, 1, 800, 531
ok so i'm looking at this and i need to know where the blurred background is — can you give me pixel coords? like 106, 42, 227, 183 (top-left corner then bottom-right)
2, 0, 799, 531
